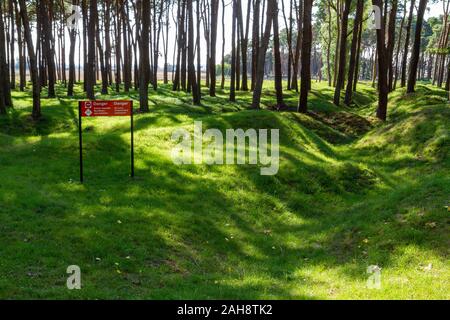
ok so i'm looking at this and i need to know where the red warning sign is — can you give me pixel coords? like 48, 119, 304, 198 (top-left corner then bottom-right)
80, 101, 132, 117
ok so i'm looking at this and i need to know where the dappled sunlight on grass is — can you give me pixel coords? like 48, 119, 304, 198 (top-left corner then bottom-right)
0, 81, 448, 299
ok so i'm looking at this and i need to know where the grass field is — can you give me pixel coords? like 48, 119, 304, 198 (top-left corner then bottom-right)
0, 81, 448, 299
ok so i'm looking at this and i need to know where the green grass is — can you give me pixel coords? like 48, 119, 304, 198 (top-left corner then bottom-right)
0, 81, 448, 299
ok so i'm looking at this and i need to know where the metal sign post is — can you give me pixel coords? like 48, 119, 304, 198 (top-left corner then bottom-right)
78, 102, 83, 183
130, 101, 134, 178
78, 100, 134, 183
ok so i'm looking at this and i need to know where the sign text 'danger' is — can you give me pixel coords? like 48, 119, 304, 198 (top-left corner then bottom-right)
80, 101, 132, 117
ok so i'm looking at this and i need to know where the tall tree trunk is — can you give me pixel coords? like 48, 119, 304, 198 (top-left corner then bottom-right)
386, 0, 398, 91
221, 0, 226, 89
187, 0, 200, 104
202, 0, 211, 89
251, 0, 274, 109
86, 0, 97, 99
251, 0, 260, 91
152, 0, 163, 90
0, 0, 12, 113
230, 0, 237, 101
68, 0, 78, 97
36, 5, 46, 89
209, 0, 219, 96
281, 0, 293, 90
95, 1, 108, 95
236, 31, 240, 90
393, 0, 407, 90
104, 0, 112, 88
18, 0, 40, 119
41, 0, 56, 98
272, 0, 284, 108
181, 2, 187, 91
291, 0, 303, 92
333, 0, 351, 106
14, 0, 25, 91
122, 1, 131, 92
196, 0, 201, 90
173, 0, 183, 91
134, 0, 141, 90
332, 0, 341, 88
401, 0, 415, 87
139, 0, 150, 112
445, 58, 450, 91
298, 0, 312, 113
344, 0, 363, 105
372, 48, 377, 88
326, 1, 332, 87
114, 0, 122, 92
9, 0, 15, 89
373, 0, 388, 121
163, 3, 169, 84
353, 14, 363, 91
406, 0, 428, 93
59, 5, 67, 86
236, 0, 250, 91
436, 3, 450, 87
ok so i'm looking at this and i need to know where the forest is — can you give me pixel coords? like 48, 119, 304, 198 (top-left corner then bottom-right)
0, 0, 449, 300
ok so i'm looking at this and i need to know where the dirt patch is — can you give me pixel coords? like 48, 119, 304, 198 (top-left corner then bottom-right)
309, 110, 374, 136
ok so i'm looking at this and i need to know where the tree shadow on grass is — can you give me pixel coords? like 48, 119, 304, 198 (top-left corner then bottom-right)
1, 83, 448, 299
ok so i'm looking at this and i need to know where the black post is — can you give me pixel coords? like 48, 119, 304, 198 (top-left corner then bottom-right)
78, 102, 83, 183
130, 101, 134, 178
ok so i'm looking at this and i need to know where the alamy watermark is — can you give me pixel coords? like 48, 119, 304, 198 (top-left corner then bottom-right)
67, 5, 82, 31
366, 265, 382, 289
171, 121, 279, 176
66, 265, 81, 290
368, 5, 382, 30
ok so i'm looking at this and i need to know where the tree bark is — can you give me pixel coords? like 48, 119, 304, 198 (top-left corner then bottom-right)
326, 1, 332, 87
114, 0, 122, 92
139, 0, 150, 112
401, 0, 415, 87
41, 0, 57, 98
13, 0, 25, 91
298, 0, 312, 113
353, 13, 363, 92
393, 0, 407, 90
0, 1, 12, 113
333, 0, 351, 106
251, 0, 260, 91
95, 0, 108, 95
18, 0, 41, 119
344, 0, 363, 105
187, 0, 200, 104
122, 1, 131, 92
173, 0, 183, 91
291, 0, 303, 92
86, 0, 97, 99
373, 0, 388, 121
251, 0, 274, 109
230, 0, 237, 101
406, 0, 428, 93
386, 0, 398, 91
272, 0, 285, 107
236, 0, 250, 91
209, 0, 219, 96
68, 0, 78, 97
221, 0, 226, 89
9, 0, 15, 89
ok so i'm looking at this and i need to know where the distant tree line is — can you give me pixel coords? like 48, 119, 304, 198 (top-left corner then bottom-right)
0, 0, 448, 121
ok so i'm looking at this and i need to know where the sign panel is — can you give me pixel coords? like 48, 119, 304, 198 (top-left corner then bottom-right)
78, 100, 134, 183
80, 100, 132, 117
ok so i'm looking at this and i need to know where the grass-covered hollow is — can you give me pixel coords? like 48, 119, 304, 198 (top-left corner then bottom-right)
0, 81, 448, 299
